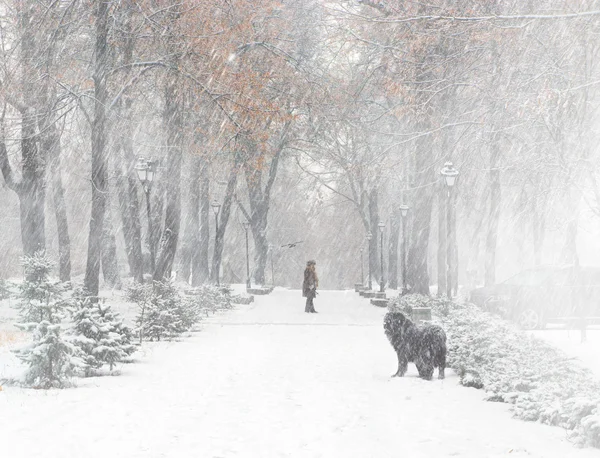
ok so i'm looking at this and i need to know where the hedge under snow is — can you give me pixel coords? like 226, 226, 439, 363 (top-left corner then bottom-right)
389, 294, 600, 448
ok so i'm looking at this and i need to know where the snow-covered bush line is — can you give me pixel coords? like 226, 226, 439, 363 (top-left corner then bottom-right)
127, 282, 233, 341
128, 281, 195, 341
388, 294, 600, 448
189, 284, 233, 316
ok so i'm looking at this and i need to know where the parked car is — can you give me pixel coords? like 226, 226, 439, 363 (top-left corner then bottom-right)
469, 265, 600, 330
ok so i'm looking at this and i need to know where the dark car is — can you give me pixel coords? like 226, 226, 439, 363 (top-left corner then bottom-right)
469, 265, 600, 330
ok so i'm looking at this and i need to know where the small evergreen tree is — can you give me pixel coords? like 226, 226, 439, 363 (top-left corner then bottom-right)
14, 321, 81, 388
95, 301, 136, 370
70, 297, 102, 375
132, 281, 197, 341
16, 252, 68, 324
70, 297, 136, 375
13, 253, 81, 388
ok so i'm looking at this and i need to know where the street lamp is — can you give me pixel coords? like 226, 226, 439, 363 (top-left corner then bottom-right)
135, 157, 158, 275
242, 220, 251, 289
378, 221, 385, 293
399, 205, 410, 295
360, 247, 364, 288
366, 231, 373, 291
268, 243, 275, 286
440, 161, 459, 299
211, 200, 221, 286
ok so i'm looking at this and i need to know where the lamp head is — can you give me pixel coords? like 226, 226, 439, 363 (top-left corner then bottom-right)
399, 204, 410, 218
440, 161, 459, 188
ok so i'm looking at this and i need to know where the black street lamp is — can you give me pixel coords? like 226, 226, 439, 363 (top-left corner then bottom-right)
366, 231, 373, 291
135, 157, 158, 275
378, 221, 385, 293
211, 200, 221, 286
440, 161, 459, 299
242, 220, 251, 289
269, 243, 275, 286
360, 247, 364, 287
399, 204, 410, 295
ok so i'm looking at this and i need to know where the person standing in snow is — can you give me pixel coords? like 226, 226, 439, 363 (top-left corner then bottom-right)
303, 260, 319, 313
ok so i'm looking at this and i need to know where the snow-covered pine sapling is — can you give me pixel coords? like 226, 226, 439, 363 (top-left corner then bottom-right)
12, 253, 81, 388
70, 296, 104, 376
95, 301, 136, 370
127, 282, 153, 343
71, 297, 137, 375
132, 280, 195, 342
14, 321, 81, 388
16, 252, 69, 325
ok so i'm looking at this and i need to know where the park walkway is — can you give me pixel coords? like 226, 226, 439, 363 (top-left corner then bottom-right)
0, 289, 597, 458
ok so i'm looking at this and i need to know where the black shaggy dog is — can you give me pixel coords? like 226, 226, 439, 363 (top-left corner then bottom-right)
384, 311, 447, 380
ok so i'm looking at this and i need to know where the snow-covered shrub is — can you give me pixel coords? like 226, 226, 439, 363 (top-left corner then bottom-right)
10, 253, 81, 389
388, 294, 451, 319
129, 281, 198, 341
70, 297, 136, 375
14, 321, 81, 388
187, 284, 233, 316
15, 252, 69, 324
429, 297, 600, 448
388, 293, 429, 315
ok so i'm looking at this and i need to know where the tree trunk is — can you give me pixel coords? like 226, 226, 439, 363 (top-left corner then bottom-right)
212, 154, 241, 283
180, 156, 201, 284
484, 143, 501, 287
115, 147, 144, 283
46, 124, 71, 282
244, 161, 269, 285
406, 120, 434, 295
192, 158, 210, 285
1, 3, 54, 273
101, 202, 122, 289
368, 188, 379, 286
114, 5, 143, 284
20, 4, 46, 260
242, 133, 286, 286
153, 67, 183, 282
84, 0, 110, 298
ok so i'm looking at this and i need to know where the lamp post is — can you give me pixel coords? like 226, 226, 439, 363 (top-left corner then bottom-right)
135, 157, 158, 275
366, 232, 373, 290
399, 204, 410, 295
378, 221, 385, 293
242, 220, 251, 289
440, 161, 459, 299
360, 247, 364, 287
211, 200, 221, 286
269, 243, 275, 286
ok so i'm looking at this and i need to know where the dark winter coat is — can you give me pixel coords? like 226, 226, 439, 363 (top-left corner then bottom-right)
302, 266, 318, 298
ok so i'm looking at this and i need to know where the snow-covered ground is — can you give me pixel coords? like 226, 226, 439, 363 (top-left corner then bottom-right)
1, 289, 600, 458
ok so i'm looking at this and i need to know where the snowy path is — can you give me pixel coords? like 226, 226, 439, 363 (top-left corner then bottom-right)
1, 289, 599, 458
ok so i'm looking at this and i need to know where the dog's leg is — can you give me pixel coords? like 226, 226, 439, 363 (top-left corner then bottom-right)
416, 356, 434, 380
438, 346, 447, 380
393, 351, 408, 377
